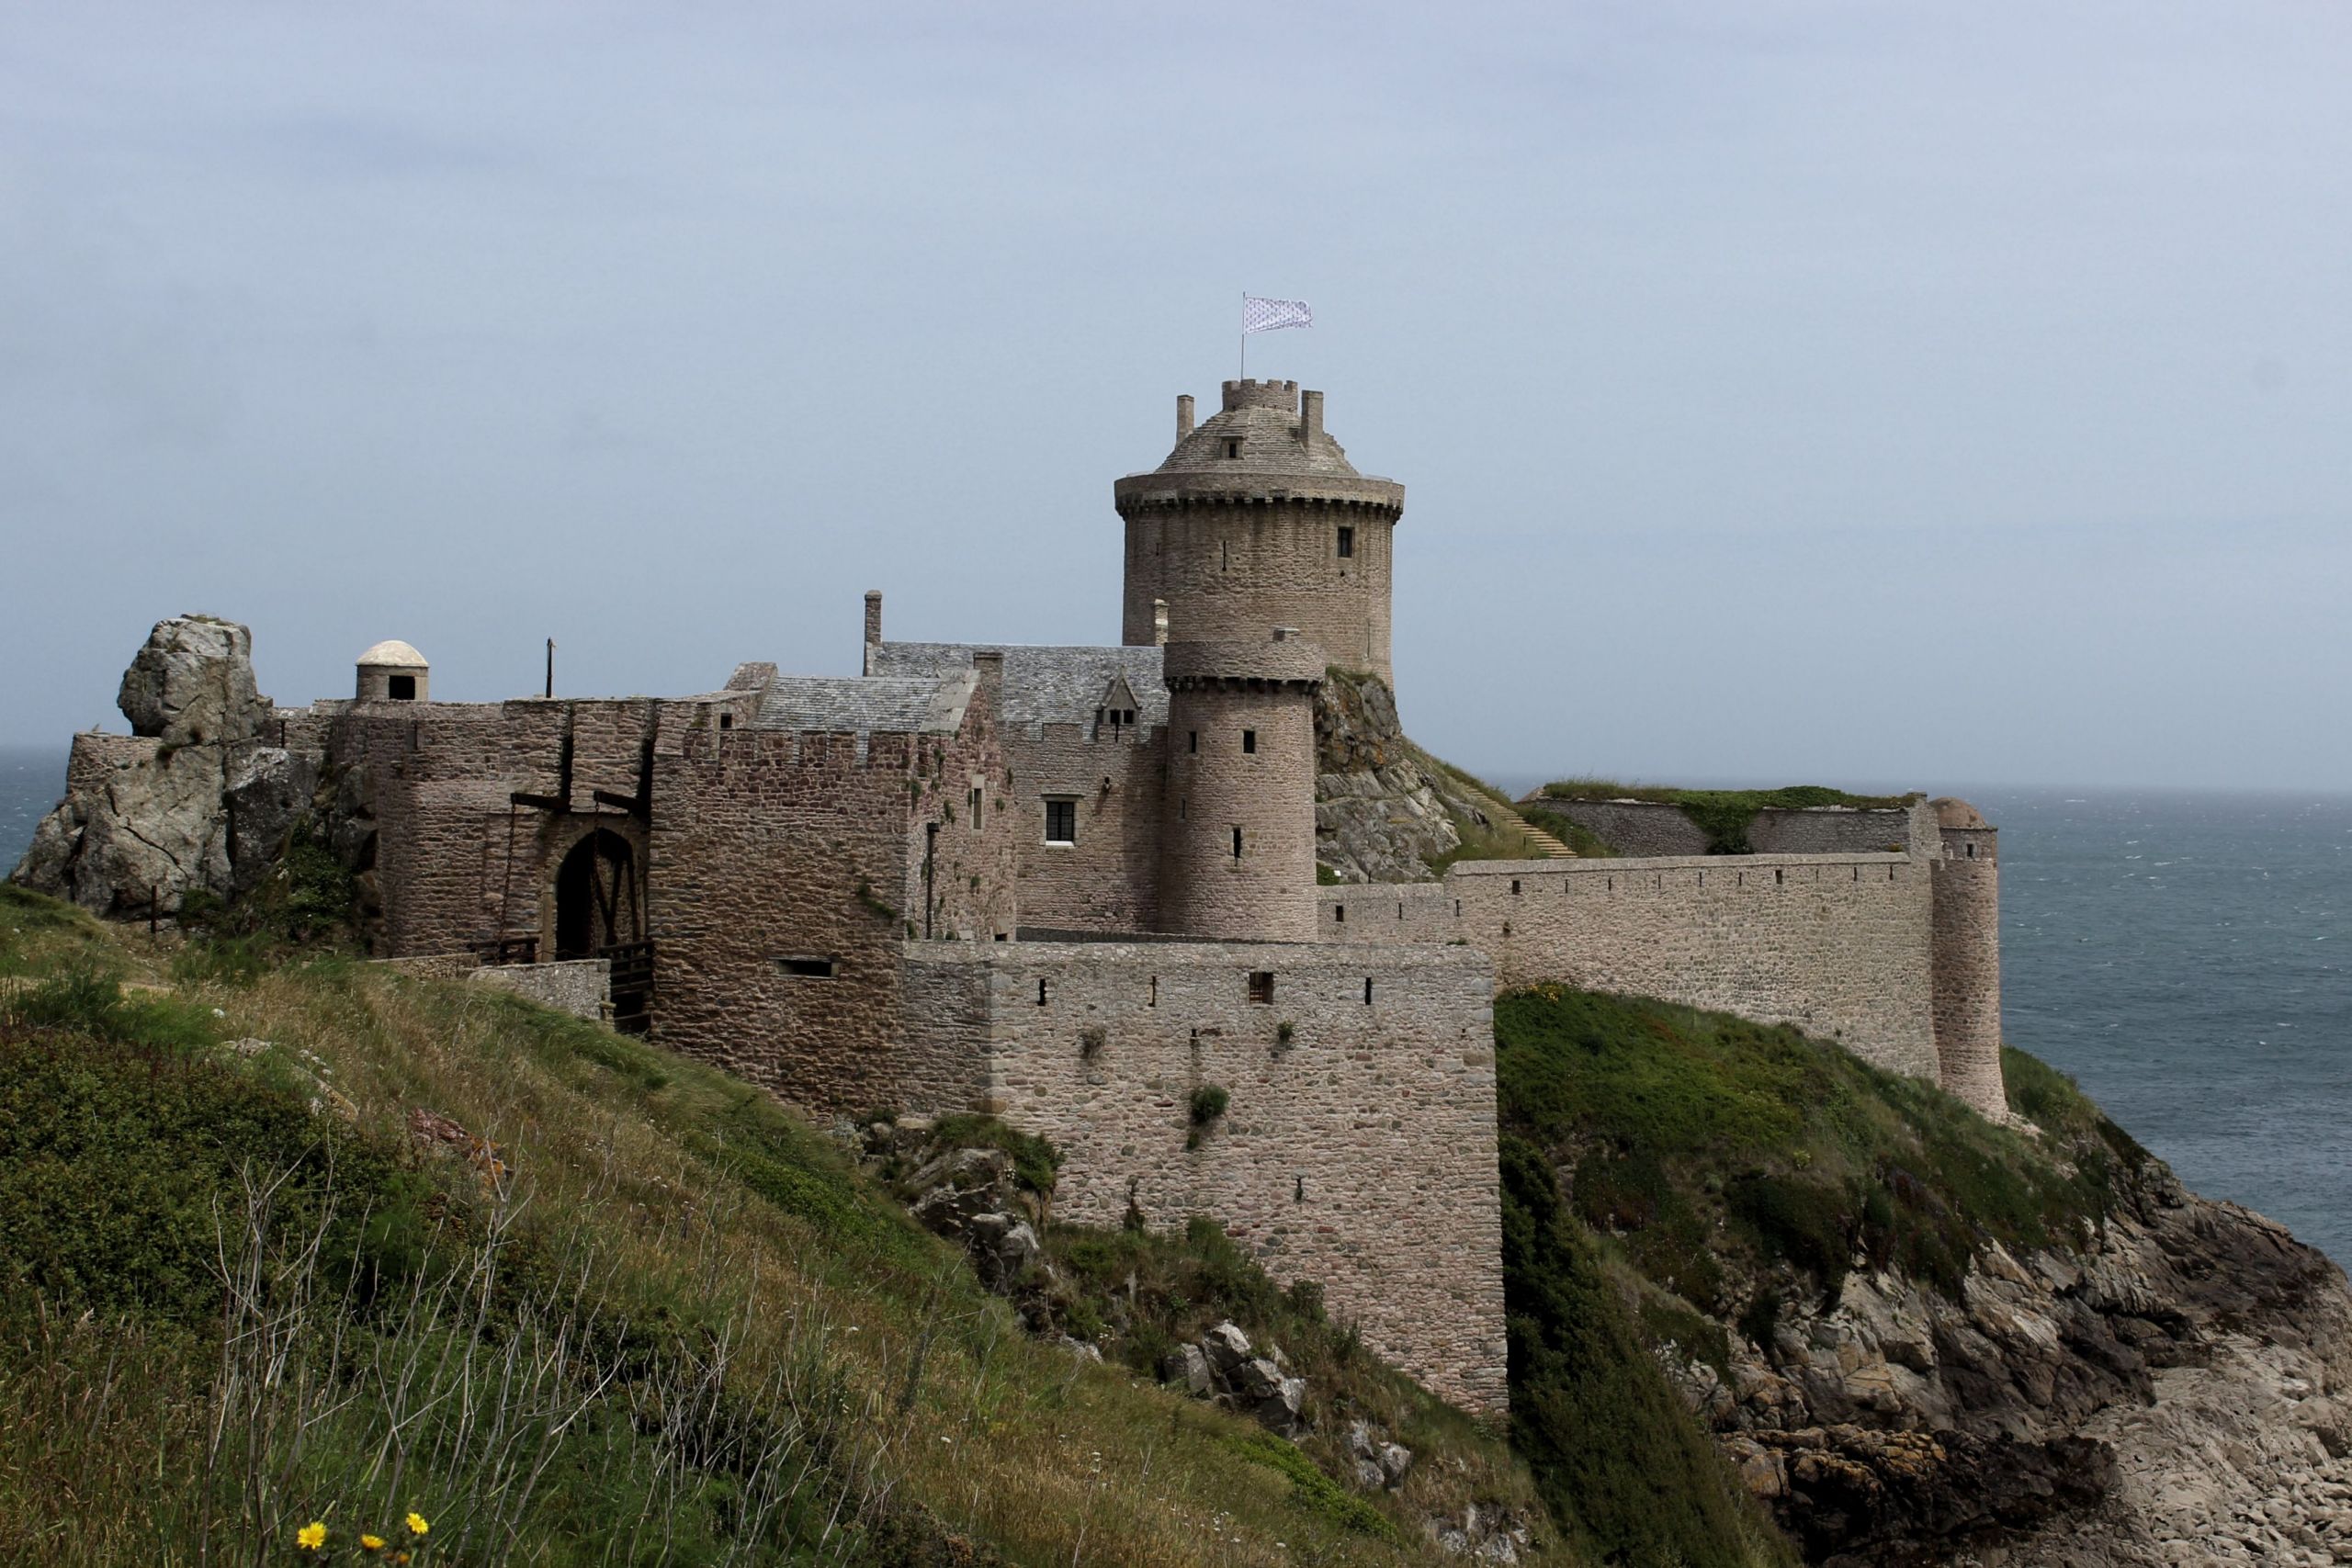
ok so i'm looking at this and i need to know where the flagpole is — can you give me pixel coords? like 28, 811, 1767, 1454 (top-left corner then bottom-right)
1238, 291, 1245, 379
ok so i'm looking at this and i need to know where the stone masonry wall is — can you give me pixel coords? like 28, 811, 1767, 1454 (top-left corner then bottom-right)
1123, 501, 1396, 681
1002, 722, 1162, 935
471, 958, 611, 1019
1931, 827, 2005, 1116
1320, 852, 1941, 1082
905, 940, 1506, 1416
647, 702, 1016, 1116
1528, 798, 1919, 858
324, 700, 659, 959
1159, 682, 1319, 942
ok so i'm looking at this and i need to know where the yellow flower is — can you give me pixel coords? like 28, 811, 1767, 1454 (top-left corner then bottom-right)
296, 1521, 328, 1551
360, 1534, 386, 1551
405, 1511, 430, 1537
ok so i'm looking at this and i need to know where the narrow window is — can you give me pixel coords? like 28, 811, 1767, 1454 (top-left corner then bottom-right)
1241, 729, 1257, 754
1453, 898, 1462, 917
1188, 730, 1198, 753
1180, 797, 1188, 820
968, 786, 983, 830
1363, 976, 1374, 1004
1045, 798, 1077, 844
1775, 868, 1784, 886
718, 712, 733, 730
1510, 879, 1521, 895
1334, 904, 1346, 923
1337, 525, 1354, 558
388, 674, 416, 701
1221, 540, 1230, 571
1247, 971, 1274, 1004
1224, 438, 1241, 459
1232, 826, 1243, 859
1037, 978, 1048, 1006
1149, 976, 1159, 1007
775, 956, 835, 977
1125, 708, 1136, 724
1966, 842, 1975, 859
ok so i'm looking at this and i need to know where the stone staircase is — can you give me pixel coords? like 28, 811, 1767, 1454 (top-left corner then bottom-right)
1492, 803, 1576, 859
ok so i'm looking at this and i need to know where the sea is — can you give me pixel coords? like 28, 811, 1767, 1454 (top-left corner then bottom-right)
4, 744, 2346, 1263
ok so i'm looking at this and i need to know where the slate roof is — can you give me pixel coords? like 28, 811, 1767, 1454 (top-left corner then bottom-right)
751, 673, 974, 736
867, 642, 1169, 730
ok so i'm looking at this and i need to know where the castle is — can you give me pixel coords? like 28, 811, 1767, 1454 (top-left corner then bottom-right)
15, 378, 2007, 1416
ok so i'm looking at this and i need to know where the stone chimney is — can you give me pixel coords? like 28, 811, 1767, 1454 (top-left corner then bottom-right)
1301, 389, 1324, 442
1177, 394, 1195, 441
864, 590, 883, 647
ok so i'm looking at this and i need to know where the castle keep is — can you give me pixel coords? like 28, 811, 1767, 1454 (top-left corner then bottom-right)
15, 377, 2007, 1417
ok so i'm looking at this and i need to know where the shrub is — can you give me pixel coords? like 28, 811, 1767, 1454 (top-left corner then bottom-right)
1189, 1086, 1229, 1125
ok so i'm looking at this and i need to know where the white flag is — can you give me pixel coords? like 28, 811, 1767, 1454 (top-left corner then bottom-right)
1242, 295, 1312, 334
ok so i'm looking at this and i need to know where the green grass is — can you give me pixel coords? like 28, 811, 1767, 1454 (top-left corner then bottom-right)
1499, 1136, 1794, 1568
1497, 985, 2133, 1312
0, 884, 1571, 1568
1535, 781, 1921, 855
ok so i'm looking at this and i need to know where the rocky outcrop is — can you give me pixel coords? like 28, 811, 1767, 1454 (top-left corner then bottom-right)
1160, 1321, 1311, 1438
116, 615, 269, 747
1649, 1153, 2352, 1565
1315, 669, 1506, 883
10, 616, 319, 916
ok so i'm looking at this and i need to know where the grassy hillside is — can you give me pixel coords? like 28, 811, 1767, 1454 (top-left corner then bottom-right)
0, 886, 1551, 1568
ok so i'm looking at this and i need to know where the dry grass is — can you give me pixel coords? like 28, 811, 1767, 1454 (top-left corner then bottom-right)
0, 892, 1566, 1566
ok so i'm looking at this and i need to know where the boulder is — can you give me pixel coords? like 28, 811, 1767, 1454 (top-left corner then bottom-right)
116, 615, 269, 747
1199, 1320, 1253, 1374
223, 747, 320, 897
1159, 1343, 1215, 1397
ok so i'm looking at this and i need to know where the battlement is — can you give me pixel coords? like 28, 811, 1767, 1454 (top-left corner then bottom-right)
1221, 378, 1299, 412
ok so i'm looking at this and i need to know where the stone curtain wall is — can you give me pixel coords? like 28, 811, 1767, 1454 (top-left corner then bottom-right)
1121, 501, 1396, 681
647, 698, 1015, 1116
1321, 852, 1942, 1082
326, 700, 661, 959
1930, 827, 2005, 1117
897, 690, 1022, 945
1530, 799, 1921, 858
904, 941, 1508, 1416
1001, 722, 1163, 935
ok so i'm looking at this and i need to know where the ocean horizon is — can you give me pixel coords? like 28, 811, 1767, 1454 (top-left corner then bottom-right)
6, 743, 2346, 1263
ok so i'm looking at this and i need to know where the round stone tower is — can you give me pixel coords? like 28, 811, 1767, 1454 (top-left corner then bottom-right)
1158, 632, 1325, 942
356, 640, 429, 703
1115, 380, 1406, 686
1928, 797, 2006, 1118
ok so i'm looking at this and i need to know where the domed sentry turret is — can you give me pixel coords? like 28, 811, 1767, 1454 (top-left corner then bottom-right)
356, 640, 429, 702
1929, 797, 2006, 1118
1116, 381, 1406, 688
1158, 632, 1325, 942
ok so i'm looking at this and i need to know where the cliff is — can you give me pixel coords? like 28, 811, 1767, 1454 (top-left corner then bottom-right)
1313, 670, 1534, 882
1494, 986, 2352, 1567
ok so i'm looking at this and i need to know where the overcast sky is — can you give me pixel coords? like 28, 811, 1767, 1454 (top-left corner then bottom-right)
3, 2, 2346, 791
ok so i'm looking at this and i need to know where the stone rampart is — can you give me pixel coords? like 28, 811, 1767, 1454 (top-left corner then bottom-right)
902, 939, 1506, 1416
1320, 852, 1940, 1082
1525, 797, 1921, 858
